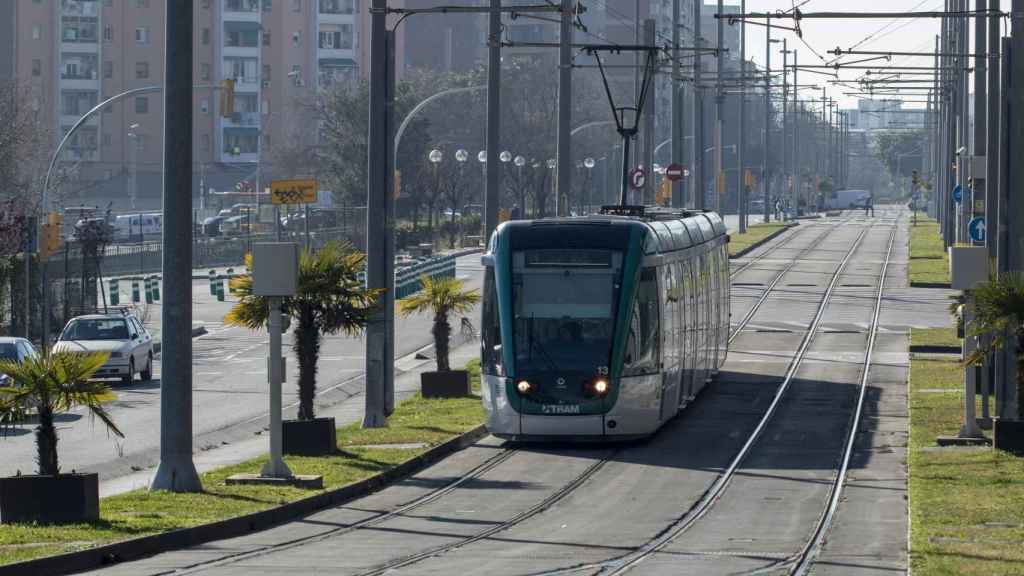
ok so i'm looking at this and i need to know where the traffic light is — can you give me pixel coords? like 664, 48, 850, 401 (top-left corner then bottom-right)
40, 214, 62, 260
912, 170, 920, 188
219, 78, 236, 118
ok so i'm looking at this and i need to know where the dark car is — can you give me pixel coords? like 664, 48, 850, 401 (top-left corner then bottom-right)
201, 216, 226, 237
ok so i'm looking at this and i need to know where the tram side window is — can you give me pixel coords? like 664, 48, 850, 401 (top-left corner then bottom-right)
624, 267, 660, 376
481, 267, 503, 376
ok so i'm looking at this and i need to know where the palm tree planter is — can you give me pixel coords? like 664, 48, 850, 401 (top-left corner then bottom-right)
0, 350, 121, 523
961, 273, 1024, 454
226, 242, 377, 455
399, 275, 480, 398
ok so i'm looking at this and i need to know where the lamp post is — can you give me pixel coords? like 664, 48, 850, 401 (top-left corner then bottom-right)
454, 148, 468, 247
128, 123, 140, 211
513, 155, 526, 218
546, 158, 557, 217
477, 150, 488, 227
583, 157, 595, 215
429, 149, 443, 235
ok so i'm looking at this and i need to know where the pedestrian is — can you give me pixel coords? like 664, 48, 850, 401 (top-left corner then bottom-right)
774, 197, 782, 221
510, 203, 521, 220
864, 192, 875, 217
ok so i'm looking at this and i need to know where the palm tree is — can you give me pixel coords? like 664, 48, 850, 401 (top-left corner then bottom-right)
0, 350, 121, 476
225, 241, 379, 420
961, 273, 1024, 420
399, 275, 480, 372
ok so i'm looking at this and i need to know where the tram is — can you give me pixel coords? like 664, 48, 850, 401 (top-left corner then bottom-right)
479, 205, 730, 440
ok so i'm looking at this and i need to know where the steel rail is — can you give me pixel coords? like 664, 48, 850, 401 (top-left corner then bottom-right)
164, 448, 520, 575
530, 218, 875, 576
352, 450, 619, 576
787, 218, 899, 575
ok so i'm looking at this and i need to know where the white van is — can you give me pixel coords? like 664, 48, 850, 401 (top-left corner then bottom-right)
113, 213, 162, 241
825, 190, 871, 210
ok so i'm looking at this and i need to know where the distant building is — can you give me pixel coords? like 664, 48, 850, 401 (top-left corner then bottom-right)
845, 99, 927, 131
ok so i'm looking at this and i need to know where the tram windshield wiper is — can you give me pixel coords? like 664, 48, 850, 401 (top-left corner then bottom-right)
528, 315, 561, 374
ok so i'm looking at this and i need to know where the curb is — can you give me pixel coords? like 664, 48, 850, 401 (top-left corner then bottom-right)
910, 281, 953, 289
151, 326, 208, 355
0, 424, 490, 576
729, 222, 798, 260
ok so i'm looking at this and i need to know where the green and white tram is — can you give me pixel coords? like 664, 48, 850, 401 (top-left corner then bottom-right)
480, 206, 730, 440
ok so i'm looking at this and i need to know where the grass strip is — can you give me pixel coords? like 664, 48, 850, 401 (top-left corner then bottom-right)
909, 219, 951, 285
0, 360, 486, 567
910, 327, 960, 350
728, 222, 790, 257
909, 356, 1024, 575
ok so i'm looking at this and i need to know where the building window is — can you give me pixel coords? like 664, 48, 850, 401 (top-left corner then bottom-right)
291, 64, 302, 86
318, 24, 353, 49
263, 0, 272, 11
202, 28, 210, 45
32, 59, 41, 77
200, 0, 210, 8
135, 61, 149, 79
261, 99, 269, 114
32, 25, 41, 40
262, 64, 271, 81
292, 0, 301, 12
201, 134, 210, 152
224, 24, 259, 47
102, 133, 112, 146
103, 0, 113, 6
134, 0, 149, 7
103, 25, 113, 41
200, 63, 210, 81
292, 31, 301, 47
200, 98, 209, 114
135, 96, 149, 114
263, 31, 271, 46
135, 27, 150, 45
103, 60, 112, 78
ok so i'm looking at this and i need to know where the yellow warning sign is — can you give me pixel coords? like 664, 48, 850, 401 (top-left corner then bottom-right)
271, 179, 317, 205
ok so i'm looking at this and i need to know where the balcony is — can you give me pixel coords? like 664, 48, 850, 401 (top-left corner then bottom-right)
319, 0, 355, 14
223, 111, 260, 127
223, 0, 261, 22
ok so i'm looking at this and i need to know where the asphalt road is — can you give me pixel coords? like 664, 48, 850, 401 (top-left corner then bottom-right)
0, 255, 485, 483
79, 207, 943, 576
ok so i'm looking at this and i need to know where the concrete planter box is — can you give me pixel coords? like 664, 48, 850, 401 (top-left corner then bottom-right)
283, 417, 337, 456
421, 370, 471, 398
993, 418, 1024, 455
0, 472, 99, 524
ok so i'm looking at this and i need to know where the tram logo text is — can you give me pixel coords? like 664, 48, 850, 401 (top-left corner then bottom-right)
541, 404, 581, 414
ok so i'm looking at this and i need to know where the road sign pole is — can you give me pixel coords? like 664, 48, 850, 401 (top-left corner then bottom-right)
692, 0, 703, 210
151, 0, 201, 493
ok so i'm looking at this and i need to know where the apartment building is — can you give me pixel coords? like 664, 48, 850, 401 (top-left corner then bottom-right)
6, 0, 392, 206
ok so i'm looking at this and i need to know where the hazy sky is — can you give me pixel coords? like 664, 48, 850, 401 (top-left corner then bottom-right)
719, 0, 972, 109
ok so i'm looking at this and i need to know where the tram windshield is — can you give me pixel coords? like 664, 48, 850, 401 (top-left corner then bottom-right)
511, 249, 622, 375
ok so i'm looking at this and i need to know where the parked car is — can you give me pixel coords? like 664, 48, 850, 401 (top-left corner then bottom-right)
0, 337, 39, 387
71, 218, 115, 242
202, 215, 226, 237
52, 311, 153, 385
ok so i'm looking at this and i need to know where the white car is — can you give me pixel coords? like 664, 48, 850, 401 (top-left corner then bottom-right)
52, 312, 153, 385
0, 337, 39, 387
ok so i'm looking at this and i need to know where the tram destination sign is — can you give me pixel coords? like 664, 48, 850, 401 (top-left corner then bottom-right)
271, 179, 318, 205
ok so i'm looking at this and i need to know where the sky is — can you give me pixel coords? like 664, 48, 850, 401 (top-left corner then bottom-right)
721, 0, 975, 110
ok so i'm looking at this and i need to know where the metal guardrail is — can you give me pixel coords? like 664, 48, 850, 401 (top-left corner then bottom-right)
394, 255, 457, 299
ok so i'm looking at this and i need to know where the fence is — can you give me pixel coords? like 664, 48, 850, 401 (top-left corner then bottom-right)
393, 255, 457, 299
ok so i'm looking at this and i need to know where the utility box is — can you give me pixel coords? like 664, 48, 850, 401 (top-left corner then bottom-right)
949, 245, 988, 290
252, 242, 299, 296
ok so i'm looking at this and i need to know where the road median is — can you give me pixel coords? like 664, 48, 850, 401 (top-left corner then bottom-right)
908, 353, 1024, 574
0, 361, 487, 575
909, 218, 952, 288
728, 221, 796, 258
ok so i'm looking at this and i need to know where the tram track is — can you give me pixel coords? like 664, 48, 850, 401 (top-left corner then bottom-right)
160, 447, 521, 575
528, 217, 893, 576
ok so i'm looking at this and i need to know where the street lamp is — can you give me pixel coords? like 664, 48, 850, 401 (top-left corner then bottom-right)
429, 149, 443, 234
546, 159, 557, 217
512, 155, 526, 218
452, 149, 468, 247
583, 157, 595, 215
128, 123, 140, 212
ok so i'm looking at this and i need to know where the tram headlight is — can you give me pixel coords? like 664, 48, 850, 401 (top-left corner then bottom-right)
586, 378, 610, 398
516, 380, 533, 395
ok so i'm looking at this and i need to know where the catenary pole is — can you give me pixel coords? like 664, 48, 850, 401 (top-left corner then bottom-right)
739, 0, 747, 232
988, 0, 1004, 414
151, 0, 200, 492
793, 50, 800, 216
692, 0, 704, 209
1006, 1, 1023, 419
764, 14, 771, 222
485, 0, 501, 240
974, 0, 991, 423
782, 39, 788, 217
715, 0, 724, 213
557, 0, 572, 216
644, 19, 656, 205
672, 0, 683, 207
363, 0, 389, 428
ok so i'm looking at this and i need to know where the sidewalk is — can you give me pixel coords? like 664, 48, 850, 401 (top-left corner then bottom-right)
101, 336, 479, 497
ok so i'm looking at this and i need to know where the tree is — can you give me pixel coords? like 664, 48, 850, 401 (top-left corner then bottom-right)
398, 276, 479, 372
961, 273, 1024, 420
0, 350, 122, 476
873, 130, 925, 181
225, 242, 379, 420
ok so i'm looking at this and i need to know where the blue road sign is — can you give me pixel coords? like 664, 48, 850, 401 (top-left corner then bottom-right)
953, 184, 963, 203
969, 216, 986, 243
